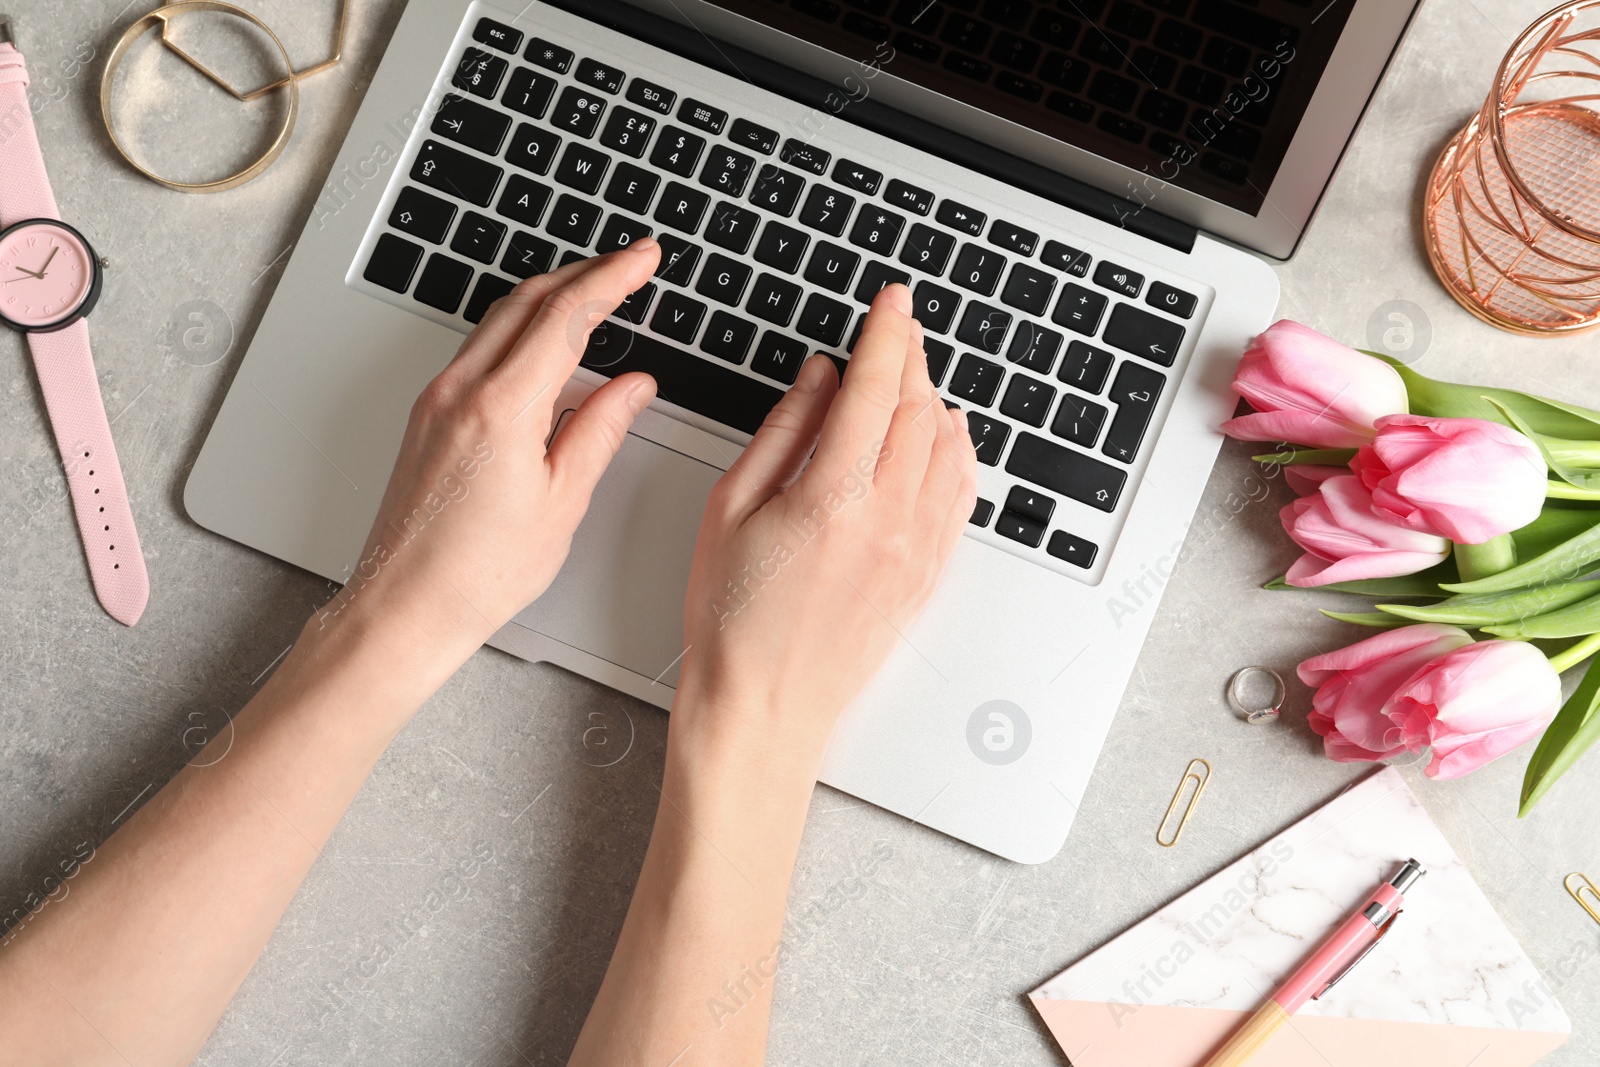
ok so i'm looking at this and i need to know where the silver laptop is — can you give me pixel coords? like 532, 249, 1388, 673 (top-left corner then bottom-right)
185, 0, 1418, 862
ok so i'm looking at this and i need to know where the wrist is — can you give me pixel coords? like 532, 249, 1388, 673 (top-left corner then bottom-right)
666, 667, 834, 802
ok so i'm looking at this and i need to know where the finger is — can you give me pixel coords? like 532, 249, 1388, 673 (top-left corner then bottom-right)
440, 256, 617, 384
717, 354, 840, 522
808, 284, 912, 482
545, 372, 657, 513
875, 315, 941, 509
490, 239, 661, 424
921, 405, 979, 567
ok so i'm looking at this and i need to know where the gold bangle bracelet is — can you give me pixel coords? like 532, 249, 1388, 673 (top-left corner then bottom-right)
99, 2, 299, 194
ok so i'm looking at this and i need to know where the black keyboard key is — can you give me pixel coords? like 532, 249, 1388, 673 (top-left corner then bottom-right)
615, 282, 657, 324
804, 242, 861, 294
781, 139, 830, 175
1005, 485, 1055, 524
970, 497, 995, 527
595, 214, 652, 254
1104, 303, 1184, 366
546, 194, 604, 246
364, 233, 424, 292
854, 261, 911, 306
949, 352, 1005, 406
884, 178, 934, 215
474, 17, 523, 54
936, 200, 986, 235
465, 272, 516, 324
412, 140, 503, 206
414, 253, 475, 314
1047, 530, 1098, 569
1000, 374, 1055, 427
559, 250, 587, 268
627, 78, 676, 114
651, 289, 708, 343
752, 330, 811, 384
753, 222, 810, 274
706, 201, 761, 254
1094, 260, 1143, 297
1052, 393, 1107, 447
701, 311, 758, 364
700, 145, 756, 197
1000, 263, 1056, 316
552, 86, 606, 138
833, 159, 882, 194
501, 230, 556, 278
989, 219, 1039, 256
678, 98, 728, 134
944, 52, 993, 82
526, 38, 573, 73
506, 123, 561, 176
849, 207, 905, 256
796, 292, 852, 347
655, 234, 702, 285
967, 413, 1011, 465
748, 272, 803, 326
924, 338, 954, 386
1147, 281, 1197, 318
1089, 70, 1139, 112
1007, 433, 1126, 511
798, 185, 855, 237
1006, 320, 1062, 373
651, 126, 706, 177
749, 166, 807, 217
584, 322, 784, 435
1052, 283, 1107, 335
912, 280, 961, 333
900, 223, 956, 276
653, 182, 711, 234
503, 67, 557, 120
390, 187, 456, 244
996, 510, 1046, 548
1042, 239, 1091, 276
604, 163, 659, 214
454, 48, 508, 100
1057, 340, 1113, 393
956, 302, 1011, 354
730, 118, 780, 154
450, 211, 507, 263
697, 253, 753, 306
846, 313, 868, 354
1103, 360, 1165, 463
576, 57, 625, 95
433, 93, 511, 154
599, 107, 657, 158
555, 142, 610, 194
951, 243, 1007, 296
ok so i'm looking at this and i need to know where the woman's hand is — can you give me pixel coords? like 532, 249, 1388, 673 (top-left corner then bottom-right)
322, 241, 662, 657
672, 283, 978, 782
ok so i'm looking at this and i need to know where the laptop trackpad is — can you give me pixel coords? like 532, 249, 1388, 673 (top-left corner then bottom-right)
512, 425, 724, 688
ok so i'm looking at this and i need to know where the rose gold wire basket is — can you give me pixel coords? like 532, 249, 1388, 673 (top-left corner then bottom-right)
1425, 1, 1600, 336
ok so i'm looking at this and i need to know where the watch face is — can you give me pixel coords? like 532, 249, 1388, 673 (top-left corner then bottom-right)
0, 220, 98, 330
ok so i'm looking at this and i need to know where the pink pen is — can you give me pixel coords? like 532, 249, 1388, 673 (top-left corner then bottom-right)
1199, 859, 1426, 1067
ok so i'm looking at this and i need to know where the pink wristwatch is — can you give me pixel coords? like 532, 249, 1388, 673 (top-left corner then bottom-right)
0, 22, 148, 625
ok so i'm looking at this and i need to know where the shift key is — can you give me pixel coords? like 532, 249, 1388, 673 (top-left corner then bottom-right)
1006, 432, 1127, 512
1103, 361, 1166, 464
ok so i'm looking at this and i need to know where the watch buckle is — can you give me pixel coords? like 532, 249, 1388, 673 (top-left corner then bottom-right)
0, 16, 15, 49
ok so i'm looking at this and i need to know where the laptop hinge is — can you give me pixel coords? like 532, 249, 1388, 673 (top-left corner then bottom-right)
545, 0, 1199, 255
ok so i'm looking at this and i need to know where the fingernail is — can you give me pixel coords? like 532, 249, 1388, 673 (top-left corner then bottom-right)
630, 236, 658, 254
628, 377, 656, 413
884, 283, 912, 314
795, 353, 828, 393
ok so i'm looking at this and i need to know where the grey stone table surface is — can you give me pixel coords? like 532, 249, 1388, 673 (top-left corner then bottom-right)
3, 1, 1598, 1063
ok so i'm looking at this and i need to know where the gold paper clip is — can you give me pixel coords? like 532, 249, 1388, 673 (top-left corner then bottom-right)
1157, 758, 1211, 847
1565, 872, 1600, 925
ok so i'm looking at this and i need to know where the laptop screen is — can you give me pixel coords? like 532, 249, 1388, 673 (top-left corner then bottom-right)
697, 0, 1353, 216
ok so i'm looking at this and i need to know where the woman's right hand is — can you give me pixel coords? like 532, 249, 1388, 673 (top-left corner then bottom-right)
671, 283, 978, 783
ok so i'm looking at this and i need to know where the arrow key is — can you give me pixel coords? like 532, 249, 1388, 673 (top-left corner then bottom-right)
1102, 361, 1166, 465
1103, 302, 1185, 367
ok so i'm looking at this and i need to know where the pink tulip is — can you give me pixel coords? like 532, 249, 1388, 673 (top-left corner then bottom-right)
1352, 414, 1546, 544
1221, 321, 1410, 449
1281, 475, 1450, 587
1299, 628, 1561, 779
1298, 624, 1474, 762
1282, 464, 1346, 497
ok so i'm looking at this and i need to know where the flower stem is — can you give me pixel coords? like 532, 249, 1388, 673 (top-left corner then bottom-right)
1453, 534, 1517, 583
1549, 631, 1600, 674
1547, 480, 1600, 501
1541, 436, 1600, 470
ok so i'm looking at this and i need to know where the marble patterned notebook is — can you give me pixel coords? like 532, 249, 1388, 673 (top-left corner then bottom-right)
1030, 768, 1569, 1066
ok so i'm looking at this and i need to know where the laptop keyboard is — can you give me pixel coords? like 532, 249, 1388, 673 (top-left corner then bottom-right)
349, 2, 1213, 584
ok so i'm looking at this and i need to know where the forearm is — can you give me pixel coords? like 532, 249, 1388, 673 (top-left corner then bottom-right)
0, 607, 471, 1066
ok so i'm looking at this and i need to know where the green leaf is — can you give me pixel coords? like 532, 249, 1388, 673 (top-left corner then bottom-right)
1442, 521, 1600, 594
1377, 579, 1600, 627
1320, 610, 1412, 628
1265, 561, 1458, 598
1521, 652, 1600, 816
1251, 449, 1358, 467
1485, 397, 1600, 491
1484, 588, 1600, 639
1512, 505, 1600, 559
1377, 356, 1600, 439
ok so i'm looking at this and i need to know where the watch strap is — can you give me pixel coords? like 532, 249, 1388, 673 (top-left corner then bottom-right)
0, 42, 149, 624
